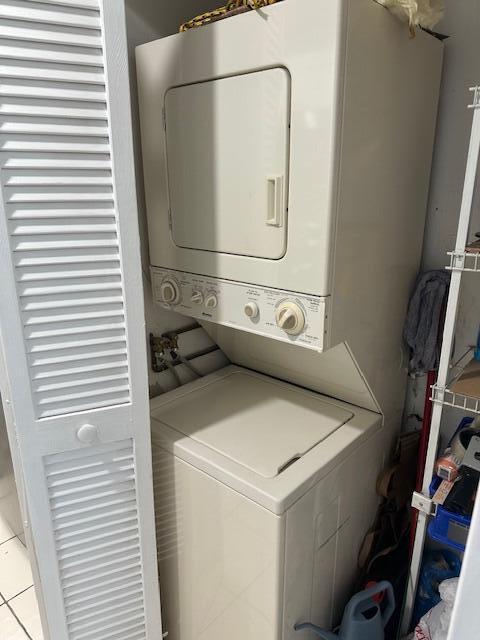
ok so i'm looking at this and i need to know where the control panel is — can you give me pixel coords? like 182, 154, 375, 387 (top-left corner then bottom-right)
151, 268, 328, 351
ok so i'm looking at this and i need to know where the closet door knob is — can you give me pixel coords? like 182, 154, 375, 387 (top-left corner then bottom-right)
76, 424, 99, 444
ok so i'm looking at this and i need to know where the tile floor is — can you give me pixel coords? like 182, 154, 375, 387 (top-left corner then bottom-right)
0, 514, 43, 640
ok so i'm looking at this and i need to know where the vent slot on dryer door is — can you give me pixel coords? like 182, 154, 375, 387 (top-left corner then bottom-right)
165, 68, 290, 260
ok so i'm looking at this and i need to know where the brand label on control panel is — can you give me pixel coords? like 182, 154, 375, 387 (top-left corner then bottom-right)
151, 268, 328, 351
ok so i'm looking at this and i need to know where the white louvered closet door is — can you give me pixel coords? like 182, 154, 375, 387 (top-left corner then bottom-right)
0, 1, 162, 639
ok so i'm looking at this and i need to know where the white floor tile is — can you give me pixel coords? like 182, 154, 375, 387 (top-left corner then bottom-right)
0, 537, 33, 601
10, 587, 43, 640
0, 603, 29, 639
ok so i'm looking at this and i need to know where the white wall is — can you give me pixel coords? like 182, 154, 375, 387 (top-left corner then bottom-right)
403, 4, 480, 444
0, 398, 24, 541
125, 1, 228, 393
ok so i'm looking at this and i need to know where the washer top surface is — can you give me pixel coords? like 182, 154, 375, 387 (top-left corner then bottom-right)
150, 369, 353, 478
150, 366, 382, 514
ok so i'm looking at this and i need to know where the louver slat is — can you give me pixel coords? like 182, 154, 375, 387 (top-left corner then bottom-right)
0, 0, 130, 419
1, 20, 102, 49
0, 80, 106, 102
0, 61, 104, 84
1, 135, 110, 153
67, 595, 144, 625
1, 119, 109, 137
0, 4, 101, 29
23, 0, 100, 9
0, 101, 106, 121
4, 155, 111, 170
0, 40, 104, 67
46, 441, 147, 640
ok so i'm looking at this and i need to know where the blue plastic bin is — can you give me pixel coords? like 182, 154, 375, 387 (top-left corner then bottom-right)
428, 476, 471, 551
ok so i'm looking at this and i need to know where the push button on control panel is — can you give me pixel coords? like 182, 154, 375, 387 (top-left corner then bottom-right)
244, 302, 259, 319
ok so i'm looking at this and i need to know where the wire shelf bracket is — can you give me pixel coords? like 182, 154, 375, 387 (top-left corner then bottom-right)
468, 85, 480, 109
430, 384, 480, 415
411, 491, 436, 517
447, 250, 480, 272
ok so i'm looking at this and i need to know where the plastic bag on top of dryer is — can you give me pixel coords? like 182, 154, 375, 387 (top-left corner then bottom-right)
376, 0, 445, 32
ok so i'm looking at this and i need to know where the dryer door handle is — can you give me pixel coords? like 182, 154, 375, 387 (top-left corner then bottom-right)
266, 176, 284, 227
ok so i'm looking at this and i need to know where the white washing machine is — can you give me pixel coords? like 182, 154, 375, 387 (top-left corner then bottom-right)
150, 366, 383, 640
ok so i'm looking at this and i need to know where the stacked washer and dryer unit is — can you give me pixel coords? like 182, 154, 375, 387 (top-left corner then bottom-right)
136, 1, 443, 639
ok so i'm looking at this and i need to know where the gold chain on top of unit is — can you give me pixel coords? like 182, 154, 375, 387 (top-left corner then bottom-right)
180, 0, 280, 32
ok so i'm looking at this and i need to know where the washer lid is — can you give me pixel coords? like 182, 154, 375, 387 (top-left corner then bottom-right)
150, 370, 353, 478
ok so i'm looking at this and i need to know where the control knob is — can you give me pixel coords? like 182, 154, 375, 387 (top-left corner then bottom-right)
205, 293, 218, 309
190, 290, 204, 305
159, 278, 180, 305
276, 301, 305, 335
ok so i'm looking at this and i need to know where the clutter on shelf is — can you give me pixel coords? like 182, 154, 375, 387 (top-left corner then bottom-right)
409, 578, 459, 640
413, 550, 461, 628
434, 416, 480, 482
451, 358, 480, 399
465, 236, 480, 254
429, 416, 480, 550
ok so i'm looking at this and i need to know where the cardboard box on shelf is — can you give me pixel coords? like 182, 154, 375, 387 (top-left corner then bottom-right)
451, 359, 480, 399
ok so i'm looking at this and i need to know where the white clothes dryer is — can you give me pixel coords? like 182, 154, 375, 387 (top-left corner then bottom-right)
137, 0, 443, 425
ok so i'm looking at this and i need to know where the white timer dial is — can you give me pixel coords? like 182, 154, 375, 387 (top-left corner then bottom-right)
159, 279, 180, 305
275, 301, 306, 335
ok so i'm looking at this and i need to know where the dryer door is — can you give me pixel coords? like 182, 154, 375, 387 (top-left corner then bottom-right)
165, 68, 290, 259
